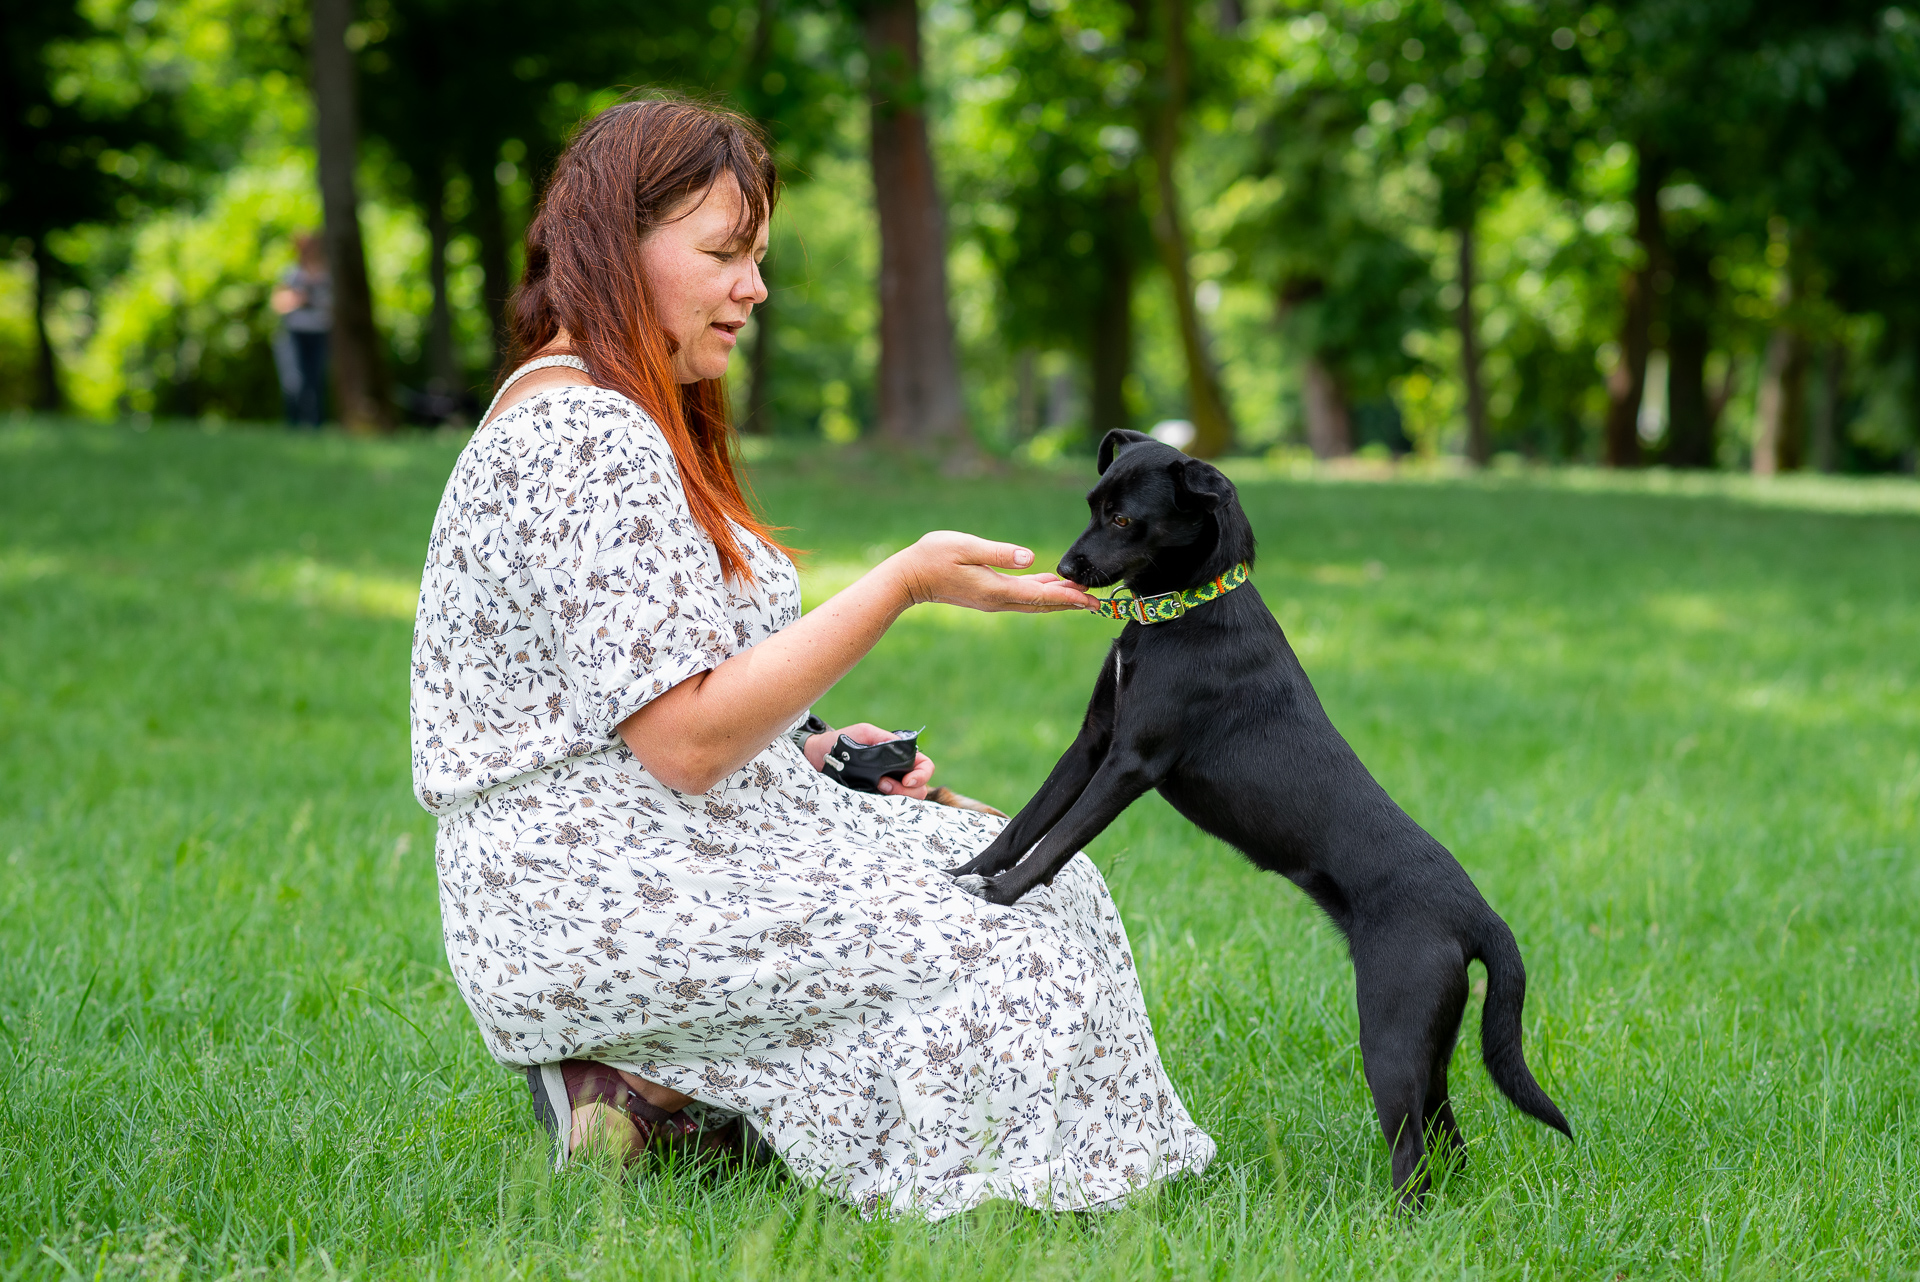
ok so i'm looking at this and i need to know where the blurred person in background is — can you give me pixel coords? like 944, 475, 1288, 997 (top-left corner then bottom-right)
270, 233, 332, 427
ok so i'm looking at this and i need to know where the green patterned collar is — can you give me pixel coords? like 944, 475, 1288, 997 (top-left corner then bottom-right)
1090, 562, 1251, 625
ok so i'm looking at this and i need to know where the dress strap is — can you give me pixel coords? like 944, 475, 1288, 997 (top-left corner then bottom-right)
480, 354, 591, 427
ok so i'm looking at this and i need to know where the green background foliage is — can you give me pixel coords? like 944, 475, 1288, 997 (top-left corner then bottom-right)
5, 0, 1917, 466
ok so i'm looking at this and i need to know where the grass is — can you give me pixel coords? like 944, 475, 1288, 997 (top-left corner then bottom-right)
1, 419, 1916, 1280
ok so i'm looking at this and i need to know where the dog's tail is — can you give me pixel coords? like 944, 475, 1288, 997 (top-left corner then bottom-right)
1471, 911, 1572, 1137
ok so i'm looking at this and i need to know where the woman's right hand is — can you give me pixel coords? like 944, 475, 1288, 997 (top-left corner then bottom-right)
887, 532, 1096, 614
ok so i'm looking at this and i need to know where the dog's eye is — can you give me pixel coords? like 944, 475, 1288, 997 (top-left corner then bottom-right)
1111, 515, 1131, 528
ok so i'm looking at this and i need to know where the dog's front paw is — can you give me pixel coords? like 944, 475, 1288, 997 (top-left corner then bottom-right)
952, 874, 992, 899
981, 879, 1027, 906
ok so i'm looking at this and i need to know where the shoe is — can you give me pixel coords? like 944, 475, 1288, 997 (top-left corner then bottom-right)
527, 1061, 698, 1167
669, 1108, 781, 1169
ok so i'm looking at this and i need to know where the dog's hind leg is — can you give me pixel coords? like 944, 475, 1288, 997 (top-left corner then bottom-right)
1423, 1007, 1467, 1168
1424, 1065, 1464, 1169
946, 647, 1119, 880
1354, 940, 1468, 1207
1358, 1025, 1431, 1207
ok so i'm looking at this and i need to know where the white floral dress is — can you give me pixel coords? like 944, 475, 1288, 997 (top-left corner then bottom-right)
410, 384, 1215, 1217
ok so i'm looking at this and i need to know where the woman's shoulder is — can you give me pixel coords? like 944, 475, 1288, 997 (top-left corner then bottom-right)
483, 381, 657, 437
467, 383, 677, 475
443, 384, 697, 540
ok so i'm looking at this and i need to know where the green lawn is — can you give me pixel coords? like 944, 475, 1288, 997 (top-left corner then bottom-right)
2, 421, 1916, 1279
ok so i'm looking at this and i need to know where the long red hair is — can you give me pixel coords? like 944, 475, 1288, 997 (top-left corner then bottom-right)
503, 96, 787, 582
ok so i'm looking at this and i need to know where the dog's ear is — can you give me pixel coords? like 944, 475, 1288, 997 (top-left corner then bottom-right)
1097, 429, 1158, 475
1168, 457, 1234, 511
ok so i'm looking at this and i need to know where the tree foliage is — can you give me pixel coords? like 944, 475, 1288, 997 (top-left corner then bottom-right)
1, 0, 189, 407
3, 0, 1915, 471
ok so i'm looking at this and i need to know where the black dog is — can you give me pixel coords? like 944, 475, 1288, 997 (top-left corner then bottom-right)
948, 429, 1571, 1202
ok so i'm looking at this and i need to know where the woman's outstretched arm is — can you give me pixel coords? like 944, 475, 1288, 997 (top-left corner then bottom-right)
618, 532, 1092, 794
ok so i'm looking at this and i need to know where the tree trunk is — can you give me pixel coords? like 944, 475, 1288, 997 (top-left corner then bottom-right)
1457, 220, 1489, 465
425, 177, 458, 396
742, 266, 774, 434
1664, 239, 1714, 468
1089, 190, 1134, 442
736, 0, 778, 100
1812, 341, 1844, 473
1665, 332, 1711, 468
863, 0, 968, 452
1753, 324, 1807, 475
1045, 364, 1078, 428
1013, 349, 1038, 439
468, 147, 512, 374
1709, 354, 1739, 426
733, 4, 782, 438
1603, 148, 1664, 468
310, 0, 393, 432
1143, 0, 1235, 458
30, 239, 60, 412
1302, 355, 1353, 459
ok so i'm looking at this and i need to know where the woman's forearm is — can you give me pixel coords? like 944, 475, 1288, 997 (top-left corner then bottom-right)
616, 533, 1092, 794
617, 558, 913, 793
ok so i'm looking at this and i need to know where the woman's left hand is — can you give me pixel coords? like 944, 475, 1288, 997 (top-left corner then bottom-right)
803, 722, 936, 800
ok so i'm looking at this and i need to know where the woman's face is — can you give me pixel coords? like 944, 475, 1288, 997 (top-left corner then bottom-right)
640, 172, 769, 384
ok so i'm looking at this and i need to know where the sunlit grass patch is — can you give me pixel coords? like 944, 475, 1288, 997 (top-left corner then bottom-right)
0, 547, 64, 586
238, 554, 421, 620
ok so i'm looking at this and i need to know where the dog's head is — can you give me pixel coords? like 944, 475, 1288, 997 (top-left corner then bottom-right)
1057, 429, 1242, 589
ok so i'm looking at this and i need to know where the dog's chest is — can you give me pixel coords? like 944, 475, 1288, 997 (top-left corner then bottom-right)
1108, 648, 1124, 723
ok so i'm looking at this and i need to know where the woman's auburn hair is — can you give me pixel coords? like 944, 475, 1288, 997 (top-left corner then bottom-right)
504, 95, 787, 583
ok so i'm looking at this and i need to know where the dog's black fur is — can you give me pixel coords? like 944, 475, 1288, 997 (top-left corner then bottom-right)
947, 429, 1571, 1203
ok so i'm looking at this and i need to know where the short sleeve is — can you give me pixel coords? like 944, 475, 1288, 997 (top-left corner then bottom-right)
493, 396, 739, 743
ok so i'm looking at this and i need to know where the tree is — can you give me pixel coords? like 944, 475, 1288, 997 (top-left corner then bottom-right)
1574, 1, 1782, 469
1220, 48, 1433, 459
963, 0, 1248, 457
855, 0, 969, 451
1661, 211, 1719, 468
1571, 0, 1920, 474
310, 0, 394, 430
1354, 0, 1586, 464
359, 0, 636, 390
734, 0, 796, 436
1747, 1, 1920, 472
1136, 0, 1235, 457
961, 0, 1153, 445
1599, 150, 1662, 468
359, 0, 848, 424
726, 0, 858, 435
354, 0, 463, 398
0, 0, 182, 410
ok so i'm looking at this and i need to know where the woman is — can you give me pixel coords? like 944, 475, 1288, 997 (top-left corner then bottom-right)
411, 97, 1215, 1219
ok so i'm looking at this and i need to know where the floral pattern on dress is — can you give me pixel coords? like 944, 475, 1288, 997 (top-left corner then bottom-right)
412, 385, 1215, 1218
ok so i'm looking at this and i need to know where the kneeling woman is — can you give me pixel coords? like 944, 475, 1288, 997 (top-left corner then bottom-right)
410, 96, 1215, 1219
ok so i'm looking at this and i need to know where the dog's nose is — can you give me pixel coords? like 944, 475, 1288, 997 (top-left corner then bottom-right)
1057, 555, 1084, 582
